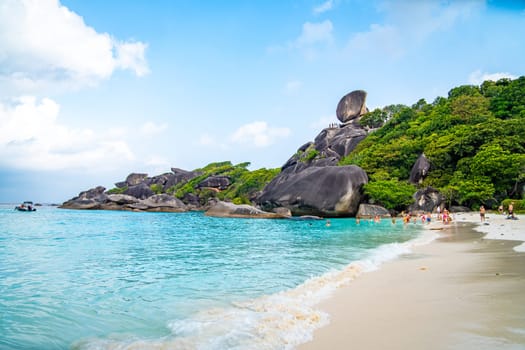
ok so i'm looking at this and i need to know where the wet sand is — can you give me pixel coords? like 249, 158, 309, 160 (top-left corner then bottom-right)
299, 215, 525, 349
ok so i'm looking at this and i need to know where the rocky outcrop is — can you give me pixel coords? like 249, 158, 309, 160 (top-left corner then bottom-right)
106, 194, 139, 205
197, 176, 231, 190
125, 173, 148, 186
256, 90, 371, 218
205, 201, 287, 219
272, 207, 292, 217
409, 154, 431, 185
409, 187, 444, 213
59, 186, 108, 209
257, 165, 368, 217
314, 126, 368, 160
129, 194, 187, 212
155, 168, 202, 191
124, 183, 155, 200
144, 173, 174, 187
61, 187, 188, 212
115, 168, 201, 192
356, 204, 390, 218
280, 125, 368, 175
171, 167, 201, 182
182, 193, 201, 208
336, 90, 369, 124
62, 166, 205, 212
276, 90, 369, 178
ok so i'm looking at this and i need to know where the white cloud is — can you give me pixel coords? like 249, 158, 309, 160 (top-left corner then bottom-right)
295, 20, 334, 47
0, 0, 149, 93
140, 121, 168, 136
230, 121, 290, 148
313, 0, 334, 14
115, 41, 150, 77
468, 70, 518, 85
269, 20, 333, 56
346, 1, 484, 58
0, 96, 135, 171
346, 23, 403, 58
379, 1, 483, 38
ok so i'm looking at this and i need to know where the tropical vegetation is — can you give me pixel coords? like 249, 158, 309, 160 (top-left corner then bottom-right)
166, 161, 280, 205
342, 76, 525, 209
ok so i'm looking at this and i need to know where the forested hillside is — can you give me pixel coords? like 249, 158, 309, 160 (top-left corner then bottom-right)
341, 77, 525, 210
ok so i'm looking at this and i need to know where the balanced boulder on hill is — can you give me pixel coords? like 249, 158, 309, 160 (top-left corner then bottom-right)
336, 90, 369, 124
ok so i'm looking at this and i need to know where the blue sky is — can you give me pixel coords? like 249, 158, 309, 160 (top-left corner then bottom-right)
0, 0, 524, 203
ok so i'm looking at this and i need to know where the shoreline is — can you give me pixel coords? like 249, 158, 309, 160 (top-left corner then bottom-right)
298, 212, 525, 349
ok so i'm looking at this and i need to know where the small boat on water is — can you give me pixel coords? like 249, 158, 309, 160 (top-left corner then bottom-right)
15, 201, 37, 212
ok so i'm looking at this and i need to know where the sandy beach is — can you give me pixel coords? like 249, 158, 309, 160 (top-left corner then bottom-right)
299, 212, 525, 350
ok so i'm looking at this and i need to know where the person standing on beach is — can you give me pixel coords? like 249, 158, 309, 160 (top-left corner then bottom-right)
480, 205, 486, 222
442, 208, 450, 224
509, 202, 515, 219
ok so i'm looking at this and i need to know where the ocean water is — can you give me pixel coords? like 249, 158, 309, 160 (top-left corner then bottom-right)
0, 205, 425, 349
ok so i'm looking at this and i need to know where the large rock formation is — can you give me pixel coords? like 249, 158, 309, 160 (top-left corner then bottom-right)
59, 186, 108, 209
61, 188, 188, 212
256, 90, 372, 217
257, 165, 368, 217
106, 194, 139, 205
280, 124, 367, 174
277, 90, 369, 176
356, 204, 390, 218
170, 168, 201, 186
116, 168, 201, 191
336, 90, 369, 124
124, 183, 155, 200
124, 173, 148, 186
409, 154, 431, 185
205, 201, 288, 219
129, 194, 187, 212
197, 176, 231, 190
409, 187, 444, 213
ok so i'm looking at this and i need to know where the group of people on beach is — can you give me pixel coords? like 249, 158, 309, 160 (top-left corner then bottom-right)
352, 202, 518, 227
356, 210, 450, 225
485, 202, 517, 221
400, 211, 435, 225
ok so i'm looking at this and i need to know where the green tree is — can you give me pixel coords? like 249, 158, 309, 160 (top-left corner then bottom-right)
490, 77, 525, 119
447, 84, 481, 99
359, 108, 388, 128
449, 175, 495, 207
469, 144, 525, 198
363, 180, 416, 211
150, 184, 163, 194
450, 94, 490, 123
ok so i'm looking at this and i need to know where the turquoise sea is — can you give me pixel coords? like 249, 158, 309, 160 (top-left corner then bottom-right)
0, 205, 425, 349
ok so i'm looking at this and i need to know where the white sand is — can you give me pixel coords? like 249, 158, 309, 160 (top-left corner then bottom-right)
453, 211, 525, 252
298, 212, 525, 349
